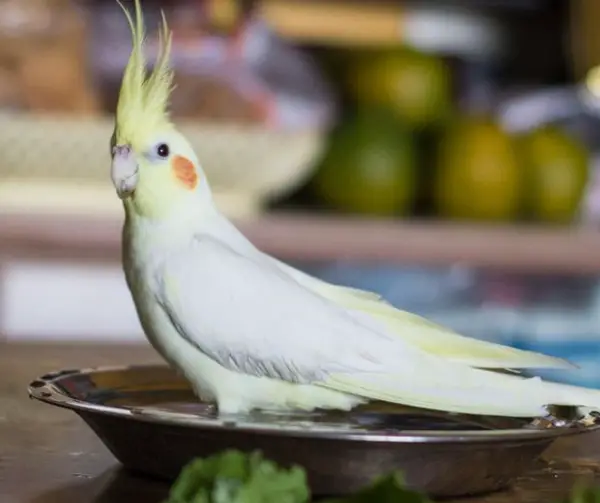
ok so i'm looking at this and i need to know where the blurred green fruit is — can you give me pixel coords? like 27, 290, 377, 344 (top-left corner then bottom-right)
312, 109, 417, 216
519, 126, 589, 224
346, 48, 452, 129
434, 115, 521, 222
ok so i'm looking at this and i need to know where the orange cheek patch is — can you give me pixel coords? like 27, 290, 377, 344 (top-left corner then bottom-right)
172, 155, 198, 190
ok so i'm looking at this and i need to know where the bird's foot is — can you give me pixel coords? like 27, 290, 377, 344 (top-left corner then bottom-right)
529, 406, 600, 429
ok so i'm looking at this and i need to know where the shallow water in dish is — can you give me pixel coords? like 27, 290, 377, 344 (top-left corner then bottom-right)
50, 368, 542, 434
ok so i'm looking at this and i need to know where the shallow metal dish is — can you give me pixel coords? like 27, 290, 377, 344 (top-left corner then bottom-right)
28, 364, 600, 498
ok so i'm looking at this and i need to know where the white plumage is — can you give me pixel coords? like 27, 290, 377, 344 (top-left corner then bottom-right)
117, 204, 600, 418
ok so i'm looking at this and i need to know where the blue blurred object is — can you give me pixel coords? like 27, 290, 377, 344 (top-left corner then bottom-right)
511, 284, 600, 388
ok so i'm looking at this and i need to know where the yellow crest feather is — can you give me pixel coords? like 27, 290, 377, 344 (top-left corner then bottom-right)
115, 0, 174, 146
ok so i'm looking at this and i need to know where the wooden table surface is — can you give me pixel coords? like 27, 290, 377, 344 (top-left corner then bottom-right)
3, 343, 600, 503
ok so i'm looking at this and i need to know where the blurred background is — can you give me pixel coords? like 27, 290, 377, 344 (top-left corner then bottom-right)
2, 0, 600, 387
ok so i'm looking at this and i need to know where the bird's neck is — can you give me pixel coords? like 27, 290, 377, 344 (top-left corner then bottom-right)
123, 197, 217, 254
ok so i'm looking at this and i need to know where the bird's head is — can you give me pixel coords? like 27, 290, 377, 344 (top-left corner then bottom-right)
110, 0, 211, 220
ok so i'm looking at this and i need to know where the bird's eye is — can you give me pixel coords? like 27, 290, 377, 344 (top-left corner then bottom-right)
156, 143, 170, 158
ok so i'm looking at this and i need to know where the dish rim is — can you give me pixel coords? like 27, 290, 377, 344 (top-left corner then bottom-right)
28, 363, 600, 445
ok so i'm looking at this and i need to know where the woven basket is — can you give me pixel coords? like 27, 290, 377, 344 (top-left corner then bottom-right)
0, 112, 326, 217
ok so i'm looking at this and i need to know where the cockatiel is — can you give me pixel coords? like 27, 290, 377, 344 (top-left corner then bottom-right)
111, 0, 600, 418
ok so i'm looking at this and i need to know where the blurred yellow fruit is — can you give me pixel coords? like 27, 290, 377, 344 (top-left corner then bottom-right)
346, 49, 452, 129
312, 109, 417, 216
519, 126, 589, 224
434, 116, 521, 222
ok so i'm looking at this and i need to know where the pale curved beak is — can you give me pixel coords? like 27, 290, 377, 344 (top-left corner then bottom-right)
111, 144, 139, 199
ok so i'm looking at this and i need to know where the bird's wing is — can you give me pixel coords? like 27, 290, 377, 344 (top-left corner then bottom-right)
154, 234, 585, 418
268, 257, 574, 370
155, 235, 418, 383
205, 214, 572, 371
